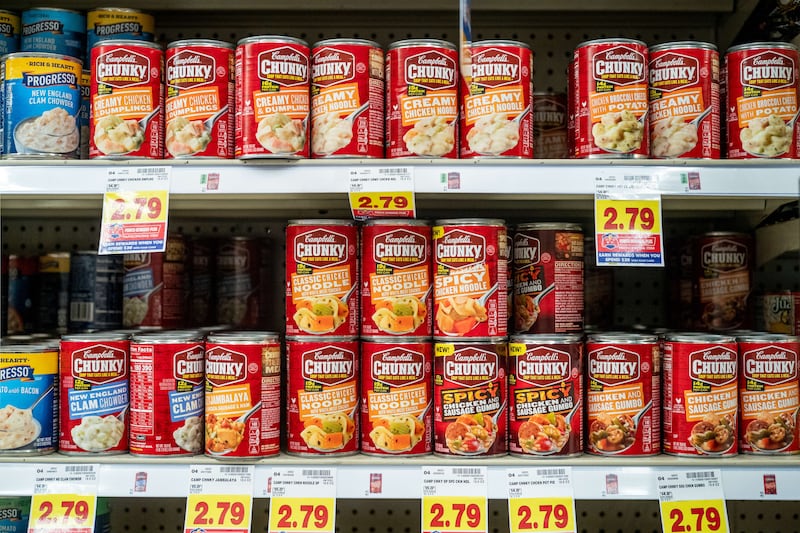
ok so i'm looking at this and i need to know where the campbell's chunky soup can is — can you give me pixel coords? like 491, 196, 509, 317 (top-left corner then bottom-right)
235, 36, 310, 158
663, 333, 738, 456
386, 39, 459, 158
648, 41, 720, 158
508, 335, 583, 457
361, 220, 431, 337
574, 38, 649, 158
204, 332, 282, 458
512, 223, 584, 334
90, 40, 164, 159
129, 332, 205, 456
586, 333, 661, 456
286, 220, 359, 337
461, 40, 533, 158
738, 333, 800, 454
285, 337, 359, 456
86, 8, 154, 51
433, 339, 507, 457
361, 338, 432, 455
533, 92, 569, 158
311, 38, 384, 158
433, 219, 507, 338
59, 333, 129, 454
165, 39, 235, 158
726, 42, 800, 159
215, 237, 268, 329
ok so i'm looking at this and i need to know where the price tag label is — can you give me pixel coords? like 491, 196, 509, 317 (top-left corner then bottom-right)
348, 167, 415, 219
268, 467, 336, 533
594, 173, 664, 267
421, 466, 487, 533
507, 468, 576, 533
184, 465, 254, 533
658, 470, 729, 533
29, 464, 99, 533
99, 167, 171, 254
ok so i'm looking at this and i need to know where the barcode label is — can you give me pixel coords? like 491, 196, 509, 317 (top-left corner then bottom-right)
452, 468, 482, 476
70, 301, 94, 322
220, 466, 250, 474
137, 167, 167, 175
66, 465, 95, 473
686, 471, 716, 480
379, 167, 409, 175
536, 468, 566, 477
302, 469, 332, 477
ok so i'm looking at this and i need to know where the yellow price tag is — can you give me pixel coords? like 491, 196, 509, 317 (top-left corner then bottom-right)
508, 497, 575, 533
422, 496, 487, 533
103, 190, 169, 224
595, 198, 661, 234
29, 494, 96, 531
348, 191, 415, 219
184, 494, 251, 533
660, 499, 728, 533
268, 497, 335, 533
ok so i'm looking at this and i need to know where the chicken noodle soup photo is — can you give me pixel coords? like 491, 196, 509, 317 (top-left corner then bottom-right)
301, 411, 356, 451
293, 295, 350, 334
371, 296, 427, 334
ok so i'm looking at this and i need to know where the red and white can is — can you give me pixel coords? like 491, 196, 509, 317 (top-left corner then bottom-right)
726, 42, 800, 159
165, 39, 234, 158
738, 333, 800, 454
361, 219, 431, 337
574, 38, 649, 158
129, 331, 205, 456
285, 337, 359, 456
90, 40, 164, 159
204, 331, 281, 458
311, 38, 384, 158
59, 333, 130, 454
216, 236, 268, 329
586, 333, 661, 456
663, 333, 738, 456
512, 223, 584, 334
361, 338, 432, 456
235, 36, 310, 158
533, 92, 569, 158
648, 41, 720, 158
433, 338, 507, 457
386, 39, 459, 158
433, 219, 507, 337
508, 334, 583, 457
460, 40, 533, 158
286, 220, 359, 337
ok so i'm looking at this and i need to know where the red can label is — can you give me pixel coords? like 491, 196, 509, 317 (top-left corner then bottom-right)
216, 238, 266, 329
90, 42, 164, 158
235, 38, 310, 157
739, 339, 799, 454
461, 42, 533, 158
361, 340, 432, 455
533, 93, 569, 158
311, 41, 384, 157
286, 339, 359, 455
204, 340, 281, 457
286, 222, 359, 337
574, 40, 649, 158
649, 44, 720, 158
693, 234, 752, 331
663, 339, 738, 456
386, 41, 459, 158
166, 42, 234, 158
508, 340, 582, 456
434, 341, 507, 456
433, 222, 507, 337
586, 342, 660, 456
361, 223, 431, 337
726, 44, 800, 158
59, 339, 129, 453
513, 226, 584, 333
129, 341, 205, 455
123, 238, 187, 329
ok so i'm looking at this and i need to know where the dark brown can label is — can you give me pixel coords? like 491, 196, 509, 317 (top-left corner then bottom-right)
693, 233, 752, 331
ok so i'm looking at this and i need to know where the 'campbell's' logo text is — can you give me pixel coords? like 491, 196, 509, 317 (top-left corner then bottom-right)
593, 45, 646, 86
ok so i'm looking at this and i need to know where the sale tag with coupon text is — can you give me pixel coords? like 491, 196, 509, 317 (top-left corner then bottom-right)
348, 167, 416, 219
421, 466, 487, 533
184, 465, 253, 533
267, 467, 337, 533
507, 468, 576, 533
657, 470, 729, 533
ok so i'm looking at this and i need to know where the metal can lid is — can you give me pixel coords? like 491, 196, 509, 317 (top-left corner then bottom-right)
363, 218, 430, 227
361, 336, 432, 343
132, 330, 205, 343
471, 39, 531, 50
515, 222, 583, 232
237, 35, 309, 48
664, 332, 736, 343
23, 7, 84, 15
286, 335, 357, 342
0, 10, 20, 17
0, 343, 57, 353
89, 7, 148, 14
207, 331, 280, 343
699, 231, 751, 238
736, 332, 799, 343
312, 38, 381, 49
434, 218, 506, 227
91, 39, 162, 50
388, 39, 456, 52
587, 332, 658, 344
0, 51, 83, 67
576, 37, 648, 49
288, 219, 356, 226
433, 336, 508, 343
62, 332, 131, 342
168, 39, 235, 50
649, 40, 718, 53
509, 333, 584, 344
727, 41, 799, 55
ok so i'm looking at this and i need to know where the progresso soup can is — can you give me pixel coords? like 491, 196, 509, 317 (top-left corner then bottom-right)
86, 8, 155, 51
21, 8, 85, 61
0, 11, 20, 55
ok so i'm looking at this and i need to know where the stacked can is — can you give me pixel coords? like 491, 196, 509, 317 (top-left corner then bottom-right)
68, 252, 123, 333
763, 291, 800, 335
432, 219, 508, 457
215, 236, 269, 329
0, 11, 20, 55
360, 220, 433, 456
21, 8, 85, 61
86, 8, 154, 52
37, 253, 70, 335
285, 220, 360, 456
533, 92, 569, 158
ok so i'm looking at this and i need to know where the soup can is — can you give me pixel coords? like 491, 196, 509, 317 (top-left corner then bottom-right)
86, 8, 154, 51
204, 332, 282, 458
461, 40, 533, 158
235, 35, 310, 158
21, 8, 85, 61
79, 69, 91, 159
361, 219, 431, 337
36, 252, 70, 335
361, 338, 432, 456
433, 338, 507, 457
6, 255, 37, 335
0, 11, 20, 55
311, 38, 384, 158
285, 336, 359, 456
508, 334, 583, 457
763, 291, 799, 335
216, 236, 268, 329
59, 332, 130, 454
68, 252, 123, 332
533, 92, 569, 158
386, 39, 459, 158
188, 237, 216, 327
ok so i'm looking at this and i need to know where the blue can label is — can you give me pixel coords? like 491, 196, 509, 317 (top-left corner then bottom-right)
79, 69, 91, 158
68, 254, 124, 332
21, 8, 85, 61
86, 9, 154, 51
0, 12, 21, 56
